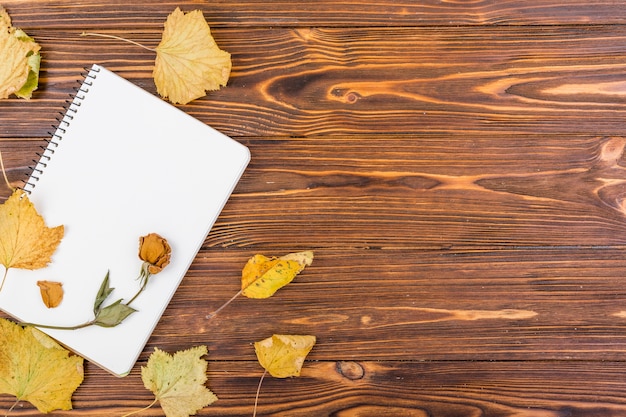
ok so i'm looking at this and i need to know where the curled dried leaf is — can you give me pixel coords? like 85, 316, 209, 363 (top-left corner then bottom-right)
242, 251, 313, 299
37, 280, 64, 308
0, 6, 41, 99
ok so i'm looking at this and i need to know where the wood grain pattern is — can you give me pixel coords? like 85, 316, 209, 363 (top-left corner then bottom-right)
2, 26, 626, 137
2, 0, 626, 415
6, 134, 626, 249
3, 0, 626, 27
2, 360, 626, 415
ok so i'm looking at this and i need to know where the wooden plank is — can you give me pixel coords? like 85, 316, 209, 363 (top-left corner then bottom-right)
2, 360, 626, 415
4, 245, 626, 361
217, 135, 626, 249
140, 247, 626, 361
2, 26, 626, 137
3, 0, 626, 27
4, 134, 626, 248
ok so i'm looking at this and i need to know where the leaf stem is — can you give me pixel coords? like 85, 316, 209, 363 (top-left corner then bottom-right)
4, 397, 19, 417
120, 398, 158, 417
0, 268, 7, 293
80, 32, 156, 52
252, 369, 267, 417
206, 289, 243, 319
0, 149, 14, 191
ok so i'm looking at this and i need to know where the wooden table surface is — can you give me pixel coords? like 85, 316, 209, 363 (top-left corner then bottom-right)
3, 1, 626, 415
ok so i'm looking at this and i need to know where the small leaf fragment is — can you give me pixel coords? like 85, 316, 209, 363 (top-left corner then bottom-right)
141, 345, 218, 417
0, 318, 84, 413
0, 6, 41, 99
153, 7, 231, 104
242, 251, 313, 299
254, 334, 316, 378
37, 280, 64, 308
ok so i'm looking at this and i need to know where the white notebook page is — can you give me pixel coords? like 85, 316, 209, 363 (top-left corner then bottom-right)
0, 65, 250, 376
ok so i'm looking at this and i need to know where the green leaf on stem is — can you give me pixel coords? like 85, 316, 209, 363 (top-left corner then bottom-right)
94, 299, 136, 327
93, 271, 114, 314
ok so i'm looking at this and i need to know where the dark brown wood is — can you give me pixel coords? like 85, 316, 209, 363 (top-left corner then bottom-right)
4, 360, 626, 415
3, 26, 626, 138
3, 0, 626, 27
5, 134, 626, 249
3, 0, 626, 416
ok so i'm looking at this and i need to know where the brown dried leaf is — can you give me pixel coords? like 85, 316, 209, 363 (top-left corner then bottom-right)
37, 280, 64, 308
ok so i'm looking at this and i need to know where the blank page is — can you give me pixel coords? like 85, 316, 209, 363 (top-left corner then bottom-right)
0, 65, 250, 376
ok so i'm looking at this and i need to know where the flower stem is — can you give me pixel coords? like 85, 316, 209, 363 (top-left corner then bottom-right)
126, 270, 150, 306
21, 319, 96, 331
80, 32, 156, 52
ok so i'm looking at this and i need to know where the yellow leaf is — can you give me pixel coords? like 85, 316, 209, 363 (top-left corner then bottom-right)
0, 318, 84, 413
37, 280, 64, 308
153, 7, 231, 104
0, 6, 41, 99
141, 346, 218, 417
254, 334, 316, 378
0, 190, 64, 290
241, 251, 313, 299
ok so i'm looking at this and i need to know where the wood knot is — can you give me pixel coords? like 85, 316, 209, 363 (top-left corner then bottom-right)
600, 137, 626, 164
336, 361, 365, 380
329, 87, 361, 104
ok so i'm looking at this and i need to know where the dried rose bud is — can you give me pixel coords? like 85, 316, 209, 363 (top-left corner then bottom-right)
138, 233, 171, 274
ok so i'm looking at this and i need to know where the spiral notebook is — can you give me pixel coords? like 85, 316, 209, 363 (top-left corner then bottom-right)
0, 64, 250, 376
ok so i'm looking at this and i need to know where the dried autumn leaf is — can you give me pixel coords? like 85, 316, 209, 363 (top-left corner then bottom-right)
37, 280, 64, 308
0, 318, 84, 413
141, 345, 218, 417
242, 251, 313, 299
0, 6, 41, 99
0, 190, 64, 291
254, 334, 316, 378
153, 7, 231, 104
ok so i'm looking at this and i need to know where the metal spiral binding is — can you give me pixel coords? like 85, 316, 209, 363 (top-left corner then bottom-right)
23, 66, 101, 193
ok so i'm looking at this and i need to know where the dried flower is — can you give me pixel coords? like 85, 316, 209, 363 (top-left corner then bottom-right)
22, 234, 173, 331
129, 233, 172, 306
139, 233, 171, 274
